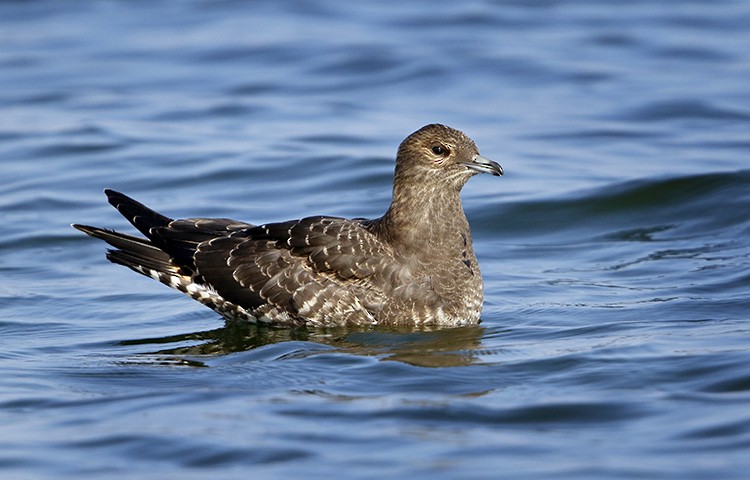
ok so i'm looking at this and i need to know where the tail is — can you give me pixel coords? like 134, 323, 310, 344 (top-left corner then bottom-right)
73, 192, 258, 322
72, 189, 183, 280
103, 189, 173, 250
72, 224, 180, 274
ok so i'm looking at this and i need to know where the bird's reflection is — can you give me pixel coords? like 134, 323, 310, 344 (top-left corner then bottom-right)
121, 321, 486, 367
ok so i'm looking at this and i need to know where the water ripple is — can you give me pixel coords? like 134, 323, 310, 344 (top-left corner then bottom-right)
3, 0, 750, 478
621, 99, 750, 122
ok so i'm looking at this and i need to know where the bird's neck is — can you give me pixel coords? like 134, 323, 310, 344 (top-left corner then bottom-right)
376, 178, 471, 258
370, 170, 483, 323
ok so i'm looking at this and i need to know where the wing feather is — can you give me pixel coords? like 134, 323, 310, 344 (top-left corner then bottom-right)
145, 214, 435, 325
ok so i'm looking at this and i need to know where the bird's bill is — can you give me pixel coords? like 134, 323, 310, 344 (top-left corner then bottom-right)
463, 154, 504, 176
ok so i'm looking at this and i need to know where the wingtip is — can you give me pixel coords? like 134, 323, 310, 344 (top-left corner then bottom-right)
103, 188, 119, 199
71, 223, 96, 236
104, 189, 129, 210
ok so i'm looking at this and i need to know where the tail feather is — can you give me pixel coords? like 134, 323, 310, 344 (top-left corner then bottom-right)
102, 190, 209, 268
72, 193, 265, 323
104, 189, 173, 245
74, 190, 212, 277
72, 223, 178, 276
106, 248, 177, 276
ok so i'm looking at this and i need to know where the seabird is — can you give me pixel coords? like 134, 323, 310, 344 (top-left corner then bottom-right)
73, 124, 503, 327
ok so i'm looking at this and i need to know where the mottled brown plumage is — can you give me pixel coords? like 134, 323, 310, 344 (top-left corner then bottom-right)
73, 124, 502, 327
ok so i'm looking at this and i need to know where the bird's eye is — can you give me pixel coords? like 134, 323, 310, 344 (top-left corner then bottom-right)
432, 145, 448, 155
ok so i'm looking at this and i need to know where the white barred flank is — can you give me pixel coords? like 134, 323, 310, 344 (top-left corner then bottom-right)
131, 265, 261, 324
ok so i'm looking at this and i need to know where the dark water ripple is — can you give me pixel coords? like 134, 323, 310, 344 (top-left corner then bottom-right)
2, 0, 750, 479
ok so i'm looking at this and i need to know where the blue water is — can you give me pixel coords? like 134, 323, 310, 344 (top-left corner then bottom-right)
2, 1, 750, 478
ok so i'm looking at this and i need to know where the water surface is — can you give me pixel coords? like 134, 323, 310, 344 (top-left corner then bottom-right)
2, 1, 750, 479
